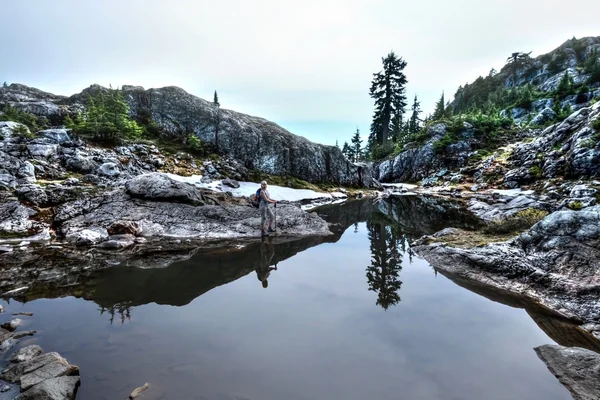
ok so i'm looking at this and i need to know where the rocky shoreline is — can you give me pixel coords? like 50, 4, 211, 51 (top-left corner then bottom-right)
0, 309, 80, 399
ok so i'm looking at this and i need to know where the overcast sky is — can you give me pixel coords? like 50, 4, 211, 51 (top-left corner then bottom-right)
1, 0, 598, 145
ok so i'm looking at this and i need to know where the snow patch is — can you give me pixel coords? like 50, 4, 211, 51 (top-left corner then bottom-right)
165, 173, 348, 204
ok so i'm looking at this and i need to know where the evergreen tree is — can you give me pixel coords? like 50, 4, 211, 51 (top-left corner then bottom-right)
432, 92, 445, 120
408, 95, 421, 134
342, 141, 352, 159
555, 71, 574, 98
212, 91, 221, 152
350, 128, 363, 162
369, 51, 408, 149
335, 140, 339, 148
74, 88, 142, 143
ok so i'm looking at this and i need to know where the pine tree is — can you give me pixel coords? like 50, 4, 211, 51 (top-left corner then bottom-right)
335, 140, 339, 148
432, 92, 445, 120
369, 51, 408, 149
408, 95, 421, 135
212, 91, 221, 152
350, 128, 362, 162
342, 141, 352, 160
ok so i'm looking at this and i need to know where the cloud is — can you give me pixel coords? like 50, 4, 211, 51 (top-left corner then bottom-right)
1, 0, 598, 145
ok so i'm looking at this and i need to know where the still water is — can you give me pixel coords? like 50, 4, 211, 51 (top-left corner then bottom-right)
1, 196, 591, 400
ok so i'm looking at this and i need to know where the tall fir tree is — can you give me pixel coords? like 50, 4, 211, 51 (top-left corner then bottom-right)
350, 128, 363, 162
369, 51, 408, 150
213, 90, 220, 107
408, 95, 421, 135
432, 92, 445, 120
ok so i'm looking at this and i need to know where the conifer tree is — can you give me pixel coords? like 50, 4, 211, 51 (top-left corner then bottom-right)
350, 128, 363, 162
432, 92, 445, 120
369, 51, 408, 149
213, 90, 220, 107
408, 95, 421, 134
342, 141, 352, 160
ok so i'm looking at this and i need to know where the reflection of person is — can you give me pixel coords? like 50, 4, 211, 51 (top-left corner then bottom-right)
256, 236, 277, 288
259, 181, 278, 237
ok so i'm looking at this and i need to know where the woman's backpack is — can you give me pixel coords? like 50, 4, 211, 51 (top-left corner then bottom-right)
250, 188, 261, 208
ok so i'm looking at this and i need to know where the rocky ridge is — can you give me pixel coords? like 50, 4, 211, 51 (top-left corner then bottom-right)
0, 83, 374, 187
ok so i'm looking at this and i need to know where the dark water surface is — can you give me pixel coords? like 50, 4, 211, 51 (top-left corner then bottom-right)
1, 196, 588, 400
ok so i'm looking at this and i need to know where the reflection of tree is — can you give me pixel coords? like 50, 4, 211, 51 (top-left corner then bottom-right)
354, 222, 359, 234
366, 217, 405, 310
99, 301, 133, 325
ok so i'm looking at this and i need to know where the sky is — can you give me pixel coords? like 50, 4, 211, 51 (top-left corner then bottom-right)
1, 0, 598, 146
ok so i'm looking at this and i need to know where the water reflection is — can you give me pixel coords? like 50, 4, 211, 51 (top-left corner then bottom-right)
255, 236, 278, 288
366, 218, 403, 310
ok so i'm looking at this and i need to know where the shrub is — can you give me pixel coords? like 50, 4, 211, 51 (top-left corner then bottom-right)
11, 124, 34, 139
370, 142, 395, 161
0, 105, 47, 133
592, 117, 600, 132
483, 208, 549, 235
529, 165, 542, 178
568, 201, 583, 210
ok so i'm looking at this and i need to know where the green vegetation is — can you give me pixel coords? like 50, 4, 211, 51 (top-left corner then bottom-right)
567, 201, 583, 210
592, 117, 600, 132
368, 51, 408, 156
482, 208, 549, 235
247, 171, 337, 192
0, 105, 49, 133
341, 128, 364, 162
529, 165, 542, 178
70, 87, 143, 144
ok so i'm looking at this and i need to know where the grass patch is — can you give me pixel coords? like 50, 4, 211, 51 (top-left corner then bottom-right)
246, 171, 338, 192
482, 208, 549, 235
422, 229, 516, 249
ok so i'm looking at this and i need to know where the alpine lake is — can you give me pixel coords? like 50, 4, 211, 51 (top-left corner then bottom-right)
2, 195, 597, 400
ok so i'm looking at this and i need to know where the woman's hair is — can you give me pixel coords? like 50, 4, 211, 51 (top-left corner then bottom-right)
260, 181, 267, 186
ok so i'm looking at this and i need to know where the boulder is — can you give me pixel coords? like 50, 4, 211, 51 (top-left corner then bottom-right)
16, 185, 48, 207
16, 162, 36, 180
65, 154, 97, 174
64, 227, 109, 246
529, 107, 557, 126
37, 129, 71, 144
221, 178, 240, 189
107, 221, 142, 236
0, 174, 18, 190
16, 376, 80, 400
570, 184, 597, 199
535, 345, 600, 400
1, 319, 22, 332
97, 162, 120, 177
27, 144, 59, 158
125, 173, 206, 205
11, 345, 43, 363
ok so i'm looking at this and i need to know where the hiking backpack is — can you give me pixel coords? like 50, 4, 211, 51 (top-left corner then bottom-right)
251, 188, 261, 208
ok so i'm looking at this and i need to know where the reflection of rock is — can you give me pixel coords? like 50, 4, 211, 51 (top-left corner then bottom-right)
437, 270, 600, 353
414, 205, 600, 339
0, 235, 343, 310
535, 344, 600, 400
